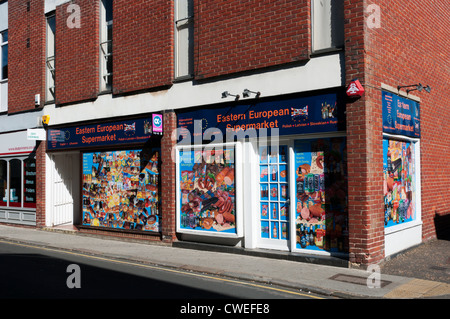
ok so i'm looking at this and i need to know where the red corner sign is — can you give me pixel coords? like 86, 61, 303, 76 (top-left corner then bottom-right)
346, 79, 365, 97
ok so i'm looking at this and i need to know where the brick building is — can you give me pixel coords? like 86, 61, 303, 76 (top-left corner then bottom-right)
0, 0, 448, 267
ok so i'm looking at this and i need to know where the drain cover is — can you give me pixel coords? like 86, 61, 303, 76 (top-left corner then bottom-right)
329, 274, 391, 288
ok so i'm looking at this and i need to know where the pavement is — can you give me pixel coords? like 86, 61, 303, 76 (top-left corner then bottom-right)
0, 224, 449, 299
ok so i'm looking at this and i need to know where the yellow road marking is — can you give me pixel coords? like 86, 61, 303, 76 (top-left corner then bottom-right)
0, 239, 324, 299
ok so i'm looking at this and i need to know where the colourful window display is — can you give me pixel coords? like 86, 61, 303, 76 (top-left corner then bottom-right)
178, 146, 237, 235
294, 137, 348, 252
82, 147, 161, 232
259, 145, 289, 241
383, 139, 415, 227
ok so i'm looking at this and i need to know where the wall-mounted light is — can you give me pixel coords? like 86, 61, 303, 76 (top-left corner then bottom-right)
222, 91, 240, 100
397, 83, 431, 94
242, 89, 261, 98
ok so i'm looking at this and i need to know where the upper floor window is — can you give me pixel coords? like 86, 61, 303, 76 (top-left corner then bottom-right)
46, 14, 56, 102
312, 0, 344, 52
0, 29, 7, 112
100, 0, 113, 92
175, 0, 194, 79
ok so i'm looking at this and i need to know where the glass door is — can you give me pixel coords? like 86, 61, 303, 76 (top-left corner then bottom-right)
258, 144, 290, 249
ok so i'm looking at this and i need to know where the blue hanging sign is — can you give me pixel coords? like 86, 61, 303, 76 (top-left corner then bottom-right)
382, 91, 420, 138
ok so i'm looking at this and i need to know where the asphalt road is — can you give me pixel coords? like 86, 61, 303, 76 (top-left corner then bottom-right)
0, 240, 327, 301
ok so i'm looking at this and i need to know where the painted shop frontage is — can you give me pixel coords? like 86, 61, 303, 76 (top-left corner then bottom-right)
173, 86, 423, 260
0, 130, 38, 225
45, 114, 164, 237
37, 87, 423, 263
175, 88, 350, 257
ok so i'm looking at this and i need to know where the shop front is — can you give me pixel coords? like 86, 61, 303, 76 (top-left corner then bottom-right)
0, 130, 37, 225
175, 89, 349, 256
46, 114, 164, 236
382, 90, 422, 256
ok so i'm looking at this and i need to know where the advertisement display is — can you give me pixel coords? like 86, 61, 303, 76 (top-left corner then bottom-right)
82, 147, 161, 232
177, 144, 241, 237
177, 91, 346, 140
294, 137, 348, 253
382, 91, 420, 138
383, 139, 415, 227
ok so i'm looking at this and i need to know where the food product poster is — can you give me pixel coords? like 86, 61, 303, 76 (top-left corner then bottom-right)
383, 139, 415, 227
178, 147, 237, 234
294, 138, 348, 252
82, 148, 161, 232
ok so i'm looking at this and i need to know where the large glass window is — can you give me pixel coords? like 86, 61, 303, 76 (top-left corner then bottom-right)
0, 160, 6, 206
100, 0, 113, 91
9, 159, 22, 207
0, 29, 7, 112
294, 137, 348, 252
46, 14, 56, 102
1, 30, 7, 80
312, 0, 344, 52
82, 147, 161, 232
383, 138, 416, 227
175, 0, 194, 79
177, 144, 239, 236
0, 157, 36, 208
24, 157, 37, 208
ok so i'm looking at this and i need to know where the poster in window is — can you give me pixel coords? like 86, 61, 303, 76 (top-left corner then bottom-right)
178, 146, 237, 235
383, 139, 415, 227
23, 157, 37, 208
294, 138, 348, 252
82, 148, 160, 232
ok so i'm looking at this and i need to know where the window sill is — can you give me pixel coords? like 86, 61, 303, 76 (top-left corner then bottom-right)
310, 47, 343, 58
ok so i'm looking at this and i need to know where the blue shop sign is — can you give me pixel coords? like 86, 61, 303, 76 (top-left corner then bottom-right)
47, 117, 160, 150
382, 91, 420, 138
177, 92, 346, 141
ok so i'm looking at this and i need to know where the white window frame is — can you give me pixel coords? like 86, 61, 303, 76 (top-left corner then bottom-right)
175, 142, 244, 238
311, 0, 344, 53
45, 14, 56, 103
99, 0, 113, 92
0, 29, 8, 112
174, 0, 194, 80
0, 156, 37, 210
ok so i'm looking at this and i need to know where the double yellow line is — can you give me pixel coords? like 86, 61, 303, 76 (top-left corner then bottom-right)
0, 239, 324, 299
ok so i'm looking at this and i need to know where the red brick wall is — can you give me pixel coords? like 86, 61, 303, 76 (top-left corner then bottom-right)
55, 0, 99, 105
344, 0, 385, 265
194, 0, 311, 80
35, 140, 46, 227
8, 0, 45, 113
365, 1, 450, 242
112, 0, 173, 95
346, 0, 450, 265
160, 111, 177, 242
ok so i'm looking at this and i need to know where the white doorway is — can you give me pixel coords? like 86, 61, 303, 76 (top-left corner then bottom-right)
47, 152, 80, 227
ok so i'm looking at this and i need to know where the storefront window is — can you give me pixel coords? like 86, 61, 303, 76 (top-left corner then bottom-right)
9, 159, 22, 207
294, 137, 348, 253
82, 148, 161, 232
0, 160, 6, 206
23, 157, 37, 208
177, 145, 238, 236
383, 138, 415, 227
